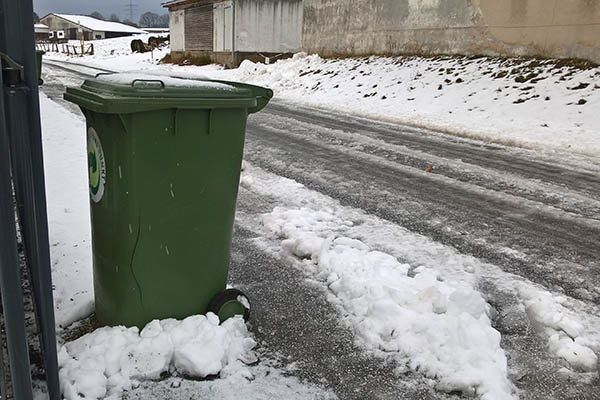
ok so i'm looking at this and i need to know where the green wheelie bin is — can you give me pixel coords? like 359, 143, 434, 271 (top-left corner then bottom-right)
64, 73, 272, 329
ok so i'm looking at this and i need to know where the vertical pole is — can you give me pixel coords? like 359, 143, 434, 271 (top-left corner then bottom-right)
80, 22, 84, 56
0, 0, 61, 399
231, 0, 235, 67
0, 61, 34, 400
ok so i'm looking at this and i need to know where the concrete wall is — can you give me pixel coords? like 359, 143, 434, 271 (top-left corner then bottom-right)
170, 9, 185, 52
235, 0, 302, 53
302, 0, 600, 63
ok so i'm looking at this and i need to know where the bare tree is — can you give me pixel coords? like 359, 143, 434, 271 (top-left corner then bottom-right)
109, 13, 120, 22
89, 11, 105, 20
158, 14, 169, 28
139, 11, 161, 28
122, 19, 138, 27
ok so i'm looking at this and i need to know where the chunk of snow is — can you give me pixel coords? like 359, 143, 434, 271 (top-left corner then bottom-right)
264, 207, 515, 398
518, 284, 598, 372
58, 314, 254, 399
549, 334, 598, 372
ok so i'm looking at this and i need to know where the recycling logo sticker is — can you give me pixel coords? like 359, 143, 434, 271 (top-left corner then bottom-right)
87, 127, 106, 203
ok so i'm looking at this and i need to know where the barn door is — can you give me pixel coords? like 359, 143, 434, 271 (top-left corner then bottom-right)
223, 4, 232, 51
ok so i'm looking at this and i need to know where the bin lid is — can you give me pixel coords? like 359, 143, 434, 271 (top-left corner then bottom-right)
64, 73, 273, 114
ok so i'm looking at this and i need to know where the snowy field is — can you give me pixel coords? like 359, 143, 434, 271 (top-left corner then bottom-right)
45, 35, 600, 155
39, 36, 600, 399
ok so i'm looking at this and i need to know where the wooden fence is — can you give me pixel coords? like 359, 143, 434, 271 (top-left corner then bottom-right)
35, 42, 94, 56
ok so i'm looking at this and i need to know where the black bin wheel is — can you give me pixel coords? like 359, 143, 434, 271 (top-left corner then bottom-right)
207, 288, 250, 323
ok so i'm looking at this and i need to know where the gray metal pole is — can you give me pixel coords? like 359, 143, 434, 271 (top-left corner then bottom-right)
0, 0, 61, 399
0, 64, 34, 400
231, 0, 236, 66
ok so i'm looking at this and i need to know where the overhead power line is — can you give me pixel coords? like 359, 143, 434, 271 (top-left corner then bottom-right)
124, 0, 138, 21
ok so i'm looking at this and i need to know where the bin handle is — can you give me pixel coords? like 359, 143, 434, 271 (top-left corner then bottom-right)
131, 79, 165, 90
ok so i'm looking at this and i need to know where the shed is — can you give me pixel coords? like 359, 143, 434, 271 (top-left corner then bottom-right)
162, 0, 302, 66
40, 13, 145, 41
34, 23, 50, 41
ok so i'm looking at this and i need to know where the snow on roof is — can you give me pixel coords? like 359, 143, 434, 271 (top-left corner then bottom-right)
52, 14, 145, 34
34, 23, 49, 32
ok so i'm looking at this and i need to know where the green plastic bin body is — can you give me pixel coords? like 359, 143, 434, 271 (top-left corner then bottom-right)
36, 50, 45, 85
64, 74, 272, 328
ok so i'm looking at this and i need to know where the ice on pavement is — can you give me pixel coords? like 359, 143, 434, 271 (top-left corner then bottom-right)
263, 207, 515, 399
58, 313, 256, 399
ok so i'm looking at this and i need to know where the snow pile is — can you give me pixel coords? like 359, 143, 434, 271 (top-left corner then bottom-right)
518, 285, 599, 372
263, 207, 515, 399
58, 313, 256, 399
40, 93, 94, 328
228, 54, 600, 154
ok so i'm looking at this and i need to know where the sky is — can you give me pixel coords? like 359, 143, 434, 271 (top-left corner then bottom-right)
33, 0, 166, 22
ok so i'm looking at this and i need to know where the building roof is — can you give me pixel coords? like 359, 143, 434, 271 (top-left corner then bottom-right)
44, 13, 145, 34
34, 23, 49, 32
162, 0, 212, 9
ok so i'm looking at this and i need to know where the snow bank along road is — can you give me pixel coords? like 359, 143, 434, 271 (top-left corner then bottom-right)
42, 60, 600, 399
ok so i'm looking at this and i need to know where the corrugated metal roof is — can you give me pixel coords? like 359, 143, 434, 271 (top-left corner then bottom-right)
162, 0, 210, 8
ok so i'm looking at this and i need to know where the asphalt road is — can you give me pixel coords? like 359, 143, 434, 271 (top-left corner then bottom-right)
42, 60, 600, 399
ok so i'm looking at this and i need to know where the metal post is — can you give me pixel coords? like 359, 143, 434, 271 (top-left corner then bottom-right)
0, 0, 61, 399
231, 0, 235, 66
0, 58, 34, 400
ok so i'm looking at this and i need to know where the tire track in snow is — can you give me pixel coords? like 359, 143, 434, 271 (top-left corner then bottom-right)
254, 111, 600, 220
263, 102, 600, 199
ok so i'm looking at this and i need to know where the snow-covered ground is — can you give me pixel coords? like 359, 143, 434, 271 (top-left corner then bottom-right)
40, 92, 93, 328
44, 35, 600, 155
39, 36, 600, 399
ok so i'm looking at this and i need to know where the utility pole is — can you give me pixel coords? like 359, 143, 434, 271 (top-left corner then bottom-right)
231, 0, 235, 67
124, 0, 137, 22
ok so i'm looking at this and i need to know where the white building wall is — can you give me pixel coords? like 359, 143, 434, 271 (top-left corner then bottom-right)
234, 0, 302, 53
169, 9, 185, 52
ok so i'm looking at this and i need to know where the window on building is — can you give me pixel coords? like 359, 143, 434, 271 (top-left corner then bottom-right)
57, 30, 64, 39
